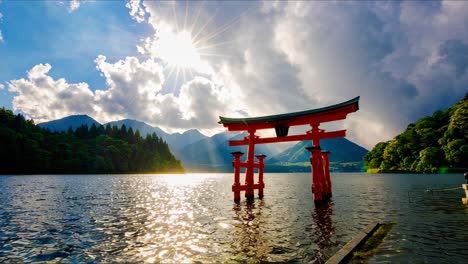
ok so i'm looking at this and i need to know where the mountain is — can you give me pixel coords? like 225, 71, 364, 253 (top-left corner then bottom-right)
39, 115, 208, 152
105, 119, 207, 150
38, 115, 100, 132
364, 96, 467, 173
163, 129, 208, 150
106, 119, 170, 139
174, 131, 279, 172
37, 114, 369, 173
269, 138, 368, 164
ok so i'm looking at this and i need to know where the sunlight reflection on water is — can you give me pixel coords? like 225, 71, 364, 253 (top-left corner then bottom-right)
0, 173, 467, 263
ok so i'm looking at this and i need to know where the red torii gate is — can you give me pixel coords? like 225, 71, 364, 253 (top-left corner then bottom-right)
218, 96, 359, 204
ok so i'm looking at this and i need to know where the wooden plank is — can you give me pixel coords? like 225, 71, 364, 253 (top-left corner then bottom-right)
222, 112, 351, 131
219, 97, 360, 131
326, 222, 379, 264
229, 130, 346, 146
232, 183, 264, 191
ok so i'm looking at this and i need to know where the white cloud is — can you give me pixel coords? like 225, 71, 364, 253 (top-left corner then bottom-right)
0, 12, 3, 43
92, 56, 239, 129
8, 56, 239, 130
94, 55, 165, 122
126, 0, 147, 23
198, 1, 468, 148
8, 64, 96, 122
0, 84, 4, 89
8, 0, 468, 149
68, 0, 81, 12
67, 0, 93, 12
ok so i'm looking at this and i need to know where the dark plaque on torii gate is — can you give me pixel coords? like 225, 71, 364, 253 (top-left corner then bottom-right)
218, 96, 360, 204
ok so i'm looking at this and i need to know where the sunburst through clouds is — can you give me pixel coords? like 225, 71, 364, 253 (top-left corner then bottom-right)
140, 1, 252, 93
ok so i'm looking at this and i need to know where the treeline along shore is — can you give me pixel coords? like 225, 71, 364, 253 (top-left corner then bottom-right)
0, 108, 184, 174
364, 95, 467, 173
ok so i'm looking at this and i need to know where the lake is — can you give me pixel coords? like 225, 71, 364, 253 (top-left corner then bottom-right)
0, 173, 466, 263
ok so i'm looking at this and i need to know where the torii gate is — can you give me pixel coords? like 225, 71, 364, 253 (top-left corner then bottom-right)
218, 96, 359, 204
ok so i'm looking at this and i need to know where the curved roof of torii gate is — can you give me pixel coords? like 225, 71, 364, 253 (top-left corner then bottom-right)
219, 96, 360, 131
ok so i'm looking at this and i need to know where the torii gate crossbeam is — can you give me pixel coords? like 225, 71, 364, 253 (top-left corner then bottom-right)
218, 96, 359, 204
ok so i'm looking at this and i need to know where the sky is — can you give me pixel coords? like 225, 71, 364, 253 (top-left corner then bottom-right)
0, 1, 467, 149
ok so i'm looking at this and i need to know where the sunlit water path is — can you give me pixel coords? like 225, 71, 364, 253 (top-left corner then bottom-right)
0, 173, 466, 263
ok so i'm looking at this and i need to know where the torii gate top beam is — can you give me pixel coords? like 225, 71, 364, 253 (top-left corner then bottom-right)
218, 96, 359, 132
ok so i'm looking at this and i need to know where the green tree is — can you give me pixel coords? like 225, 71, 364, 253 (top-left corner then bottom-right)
364, 96, 467, 173
0, 108, 184, 174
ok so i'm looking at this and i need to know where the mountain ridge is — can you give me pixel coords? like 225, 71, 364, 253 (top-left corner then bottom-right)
38, 114, 369, 172
38, 115, 100, 132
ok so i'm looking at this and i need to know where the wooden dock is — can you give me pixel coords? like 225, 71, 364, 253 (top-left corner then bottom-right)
326, 222, 379, 264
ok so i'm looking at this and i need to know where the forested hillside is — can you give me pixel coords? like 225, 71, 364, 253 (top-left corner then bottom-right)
0, 108, 184, 174
364, 96, 467, 173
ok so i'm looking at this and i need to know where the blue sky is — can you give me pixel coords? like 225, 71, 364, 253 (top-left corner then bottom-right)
0, 1, 150, 106
0, 1, 467, 148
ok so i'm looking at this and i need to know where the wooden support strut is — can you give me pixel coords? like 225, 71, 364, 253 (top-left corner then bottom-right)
256, 154, 266, 199
231, 151, 244, 203
231, 151, 267, 202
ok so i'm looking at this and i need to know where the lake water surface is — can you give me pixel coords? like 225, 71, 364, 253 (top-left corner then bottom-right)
0, 173, 466, 263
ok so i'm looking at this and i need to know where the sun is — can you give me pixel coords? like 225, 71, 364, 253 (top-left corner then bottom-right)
146, 1, 252, 90
155, 29, 202, 70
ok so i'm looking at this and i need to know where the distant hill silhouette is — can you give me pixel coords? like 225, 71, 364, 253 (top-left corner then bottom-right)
173, 131, 279, 172
38, 115, 100, 132
38, 114, 369, 172
268, 138, 368, 164
39, 117, 208, 151
106, 119, 169, 138
106, 119, 207, 150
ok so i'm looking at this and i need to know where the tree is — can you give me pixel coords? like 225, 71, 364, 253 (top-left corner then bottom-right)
364, 95, 467, 173
416, 147, 444, 173
0, 108, 184, 174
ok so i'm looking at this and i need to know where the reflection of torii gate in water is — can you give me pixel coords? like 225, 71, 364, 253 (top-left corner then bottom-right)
218, 96, 360, 204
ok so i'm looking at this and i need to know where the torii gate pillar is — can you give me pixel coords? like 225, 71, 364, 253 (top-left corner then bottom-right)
322, 151, 332, 198
245, 130, 256, 200
307, 147, 325, 203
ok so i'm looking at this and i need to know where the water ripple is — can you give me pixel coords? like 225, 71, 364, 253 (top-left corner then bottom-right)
0, 173, 466, 263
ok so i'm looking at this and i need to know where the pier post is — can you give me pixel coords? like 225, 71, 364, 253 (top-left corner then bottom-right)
307, 146, 324, 204
322, 151, 332, 199
231, 151, 244, 203
256, 154, 266, 199
463, 184, 468, 205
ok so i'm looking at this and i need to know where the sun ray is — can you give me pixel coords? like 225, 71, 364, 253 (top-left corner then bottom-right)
193, 6, 253, 47
197, 52, 235, 58
182, 67, 187, 85
195, 39, 241, 51
164, 63, 178, 85
153, 1, 253, 93
191, 5, 221, 45
172, 2, 180, 33
189, 0, 206, 34
183, 0, 189, 31
173, 66, 181, 94
188, 67, 194, 79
